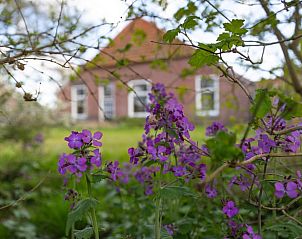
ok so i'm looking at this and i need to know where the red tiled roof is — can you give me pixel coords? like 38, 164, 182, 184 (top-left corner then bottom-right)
90, 18, 194, 67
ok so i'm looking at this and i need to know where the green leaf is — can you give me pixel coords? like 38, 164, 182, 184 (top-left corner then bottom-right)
223, 19, 247, 35
189, 44, 219, 68
173, 2, 197, 21
265, 221, 302, 237
217, 32, 231, 41
279, 96, 302, 120
216, 33, 244, 50
182, 16, 200, 30
91, 174, 108, 183
251, 89, 272, 118
161, 228, 173, 239
65, 198, 98, 235
160, 186, 196, 199
206, 131, 243, 162
177, 218, 195, 234
163, 28, 180, 43
74, 227, 94, 239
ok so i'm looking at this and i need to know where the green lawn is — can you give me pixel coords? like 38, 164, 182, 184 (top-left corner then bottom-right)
43, 124, 207, 165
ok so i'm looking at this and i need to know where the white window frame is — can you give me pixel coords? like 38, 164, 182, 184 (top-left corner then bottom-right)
98, 83, 115, 120
71, 85, 88, 120
195, 75, 219, 117
128, 79, 151, 118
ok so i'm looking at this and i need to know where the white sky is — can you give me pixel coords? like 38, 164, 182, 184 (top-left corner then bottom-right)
14, 0, 287, 107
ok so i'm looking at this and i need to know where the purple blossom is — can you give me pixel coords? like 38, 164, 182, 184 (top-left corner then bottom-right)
172, 165, 187, 177
144, 185, 153, 195
106, 161, 123, 181
58, 154, 89, 178
206, 122, 227, 136
223, 201, 239, 218
163, 224, 175, 236
91, 149, 101, 167
275, 181, 300, 199
286, 181, 299, 198
59, 130, 103, 180
34, 133, 44, 144
229, 174, 252, 192
128, 147, 143, 165
264, 114, 286, 131
65, 131, 84, 149
205, 183, 217, 198
282, 131, 301, 153
257, 134, 276, 154
243, 225, 262, 239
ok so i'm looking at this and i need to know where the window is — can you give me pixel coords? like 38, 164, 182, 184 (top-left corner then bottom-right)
128, 79, 151, 118
195, 75, 219, 116
99, 83, 115, 120
71, 85, 88, 120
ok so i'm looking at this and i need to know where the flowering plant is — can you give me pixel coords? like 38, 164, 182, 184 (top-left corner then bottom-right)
58, 86, 302, 238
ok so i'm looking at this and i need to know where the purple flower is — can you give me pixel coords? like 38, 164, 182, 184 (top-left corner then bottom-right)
77, 157, 87, 172
92, 131, 103, 146
274, 181, 300, 199
205, 184, 217, 198
206, 122, 227, 136
286, 181, 299, 198
282, 131, 301, 153
65, 131, 84, 149
264, 114, 286, 131
163, 224, 175, 236
258, 134, 276, 153
198, 163, 207, 181
91, 149, 101, 167
34, 133, 44, 144
222, 201, 239, 218
172, 165, 187, 177
128, 147, 142, 165
274, 182, 285, 198
107, 161, 123, 181
58, 154, 89, 178
243, 225, 262, 239
144, 185, 153, 195
59, 130, 103, 181
229, 174, 251, 192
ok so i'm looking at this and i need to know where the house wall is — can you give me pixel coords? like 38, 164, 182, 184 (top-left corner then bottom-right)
59, 57, 255, 125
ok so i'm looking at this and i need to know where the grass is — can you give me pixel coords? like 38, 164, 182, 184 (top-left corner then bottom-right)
42, 124, 207, 165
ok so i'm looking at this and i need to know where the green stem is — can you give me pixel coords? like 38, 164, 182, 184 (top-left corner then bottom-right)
86, 174, 100, 239
71, 177, 76, 239
155, 196, 162, 239
154, 165, 163, 239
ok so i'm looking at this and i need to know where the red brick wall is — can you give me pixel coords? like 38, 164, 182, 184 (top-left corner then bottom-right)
59, 57, 255, 125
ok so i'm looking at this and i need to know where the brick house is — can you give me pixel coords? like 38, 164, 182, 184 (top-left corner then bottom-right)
59, 18, 255, 124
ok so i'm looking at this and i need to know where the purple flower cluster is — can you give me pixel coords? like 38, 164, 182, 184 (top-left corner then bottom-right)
206, 121, 227, 136
274, 171, 302, 199
281, 130, 301, 153
127, 84, 207, 195
134, 166, 160, 195
58, 130, 102, 178
222, 201, 262, 239
242, 226, 261, 239
145, 83, 194, 140
229, 174, 254, 192
225, 221, 261, 239
64, 130, 102, 149
223, 200, 239, 218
